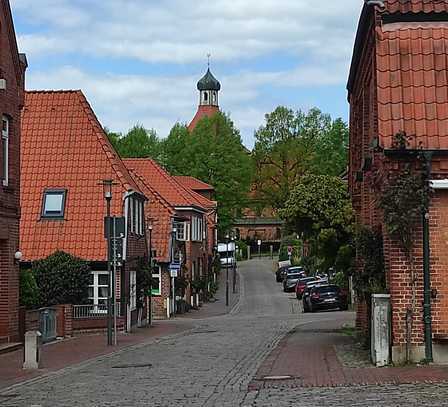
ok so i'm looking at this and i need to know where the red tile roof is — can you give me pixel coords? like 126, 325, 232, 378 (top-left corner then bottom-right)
376, 26, 448, 149
21, 90, 144, 262
124, 159, 207, 210
384, 0, 448, 14
174, 176, 214, 192
188, 105, 219, 131
124, 159, 211, 262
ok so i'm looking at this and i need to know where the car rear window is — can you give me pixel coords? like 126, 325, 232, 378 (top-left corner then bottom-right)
298, 277, 315, 284
287, 273, 301, 279
316, 286, 340, 294
288, 267, 304, 273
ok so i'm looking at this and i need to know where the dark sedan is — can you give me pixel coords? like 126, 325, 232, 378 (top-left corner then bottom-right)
303, 285, 348, 312
275, 266, 289, 282
283, 273, 303, 292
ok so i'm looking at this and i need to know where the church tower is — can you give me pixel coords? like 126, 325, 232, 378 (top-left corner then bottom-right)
188, 67, 221, 131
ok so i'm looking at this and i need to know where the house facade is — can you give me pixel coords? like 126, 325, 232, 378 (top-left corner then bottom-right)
124, 159, 216, 319
0, 0, 27, 344
348, 0, 448, 363
20, 90, 148, 332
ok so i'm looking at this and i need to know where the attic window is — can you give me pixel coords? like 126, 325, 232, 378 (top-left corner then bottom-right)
42, 190, 67, 219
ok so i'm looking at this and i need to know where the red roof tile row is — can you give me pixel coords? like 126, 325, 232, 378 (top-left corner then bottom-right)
376, 25, 448, 149
384, 0, 448, 14
174, 176, 214, 192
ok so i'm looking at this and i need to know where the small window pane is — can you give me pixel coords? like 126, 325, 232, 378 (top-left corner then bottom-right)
88, 287, 94, 298
42, 191, 66, 218
99, 287, 108, 297
98, 274, 109, 286
45, 194, 63, 212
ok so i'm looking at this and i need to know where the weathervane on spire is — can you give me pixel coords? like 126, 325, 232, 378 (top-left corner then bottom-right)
207, 53, 211, 68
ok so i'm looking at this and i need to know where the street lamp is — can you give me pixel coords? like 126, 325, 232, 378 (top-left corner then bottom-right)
231, 236, 236, 294
102, 179, 113, 346
147, 224, 153, 327
225, 234, 230, 306
171, 228, 177, 316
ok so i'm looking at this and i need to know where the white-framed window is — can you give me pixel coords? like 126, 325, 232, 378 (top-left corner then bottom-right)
129, 197, 134, 234
130, 270, 137, 310
191, 216, 203, 241
173, 221, 189, 241
88, 271, 109, 307
151, 266, 162, 296
2, 116, 9, 187
139, 201, 144, 235
42, 189, 67, 218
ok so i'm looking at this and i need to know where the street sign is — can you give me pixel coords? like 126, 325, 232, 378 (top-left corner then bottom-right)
287, 246, 293, 256
170, 269, 178, 278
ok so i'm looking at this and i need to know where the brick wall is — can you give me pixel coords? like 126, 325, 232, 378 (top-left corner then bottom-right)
0, 0, 26, 343
152, 267, 171, 319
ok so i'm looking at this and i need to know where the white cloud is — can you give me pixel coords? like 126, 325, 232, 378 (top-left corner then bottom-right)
13, 0, 359, 146
12, 0, 360, 64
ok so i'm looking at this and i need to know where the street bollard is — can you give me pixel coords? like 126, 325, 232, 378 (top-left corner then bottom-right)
23, 330, 42, 370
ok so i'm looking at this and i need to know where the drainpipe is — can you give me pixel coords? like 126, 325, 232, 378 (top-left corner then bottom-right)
422, 151, 433, 362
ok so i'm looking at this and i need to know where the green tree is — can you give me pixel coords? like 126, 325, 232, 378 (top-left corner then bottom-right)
160, 123, 189, 174
105, 125, 162, 161
32, 251, 91, 306
253, 107, 348, 210
280, 174, 353, 273
173, 112, 253, 233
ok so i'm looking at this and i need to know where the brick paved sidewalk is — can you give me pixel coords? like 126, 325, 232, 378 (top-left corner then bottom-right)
0, 321, 192, 391
250, 314, 448, 390
176, 266, 240, 320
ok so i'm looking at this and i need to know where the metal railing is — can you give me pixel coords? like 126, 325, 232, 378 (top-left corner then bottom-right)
73, 303, 121, 319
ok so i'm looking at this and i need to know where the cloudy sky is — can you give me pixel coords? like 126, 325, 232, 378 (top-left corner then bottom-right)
10, 0, 362, 148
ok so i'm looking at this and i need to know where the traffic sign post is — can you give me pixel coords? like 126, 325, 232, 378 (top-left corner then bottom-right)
287, 246, 293, 263
257, 240, 262, 259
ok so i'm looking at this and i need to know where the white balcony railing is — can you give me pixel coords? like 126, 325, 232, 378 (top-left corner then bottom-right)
73, 303, 121, 319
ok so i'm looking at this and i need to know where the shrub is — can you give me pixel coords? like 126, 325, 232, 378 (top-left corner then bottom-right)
32, 251, 91, 307
19, 269, 40, 309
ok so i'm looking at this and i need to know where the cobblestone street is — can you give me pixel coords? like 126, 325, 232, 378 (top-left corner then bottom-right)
3, 259, 448, 406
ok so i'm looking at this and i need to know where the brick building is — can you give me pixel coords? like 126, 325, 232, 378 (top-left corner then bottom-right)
124, 159, 217, 319
20, 90, 148, 331
348, 0, 448, 363
0, 0, 27, 344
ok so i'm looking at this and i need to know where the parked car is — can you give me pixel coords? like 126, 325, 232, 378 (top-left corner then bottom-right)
276, 266, 289, 282
303, 285, 348, 313
279, 266, 305, 283
283, 272, 304, 292
295, 277, 318, 299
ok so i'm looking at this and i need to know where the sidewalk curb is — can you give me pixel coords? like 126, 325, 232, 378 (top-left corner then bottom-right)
0, 324, 200, 395
230, 269, 244, 315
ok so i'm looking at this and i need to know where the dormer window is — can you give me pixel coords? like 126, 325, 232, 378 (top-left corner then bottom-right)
2, 116, 9, 187
42, 189, 67, 219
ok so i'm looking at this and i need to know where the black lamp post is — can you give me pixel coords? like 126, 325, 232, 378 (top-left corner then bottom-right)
147, 224, 153, 327
102, 179, 113, 346
225, 234, 229, 306
232, 237, 236, 294
171, 228, 177, 316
